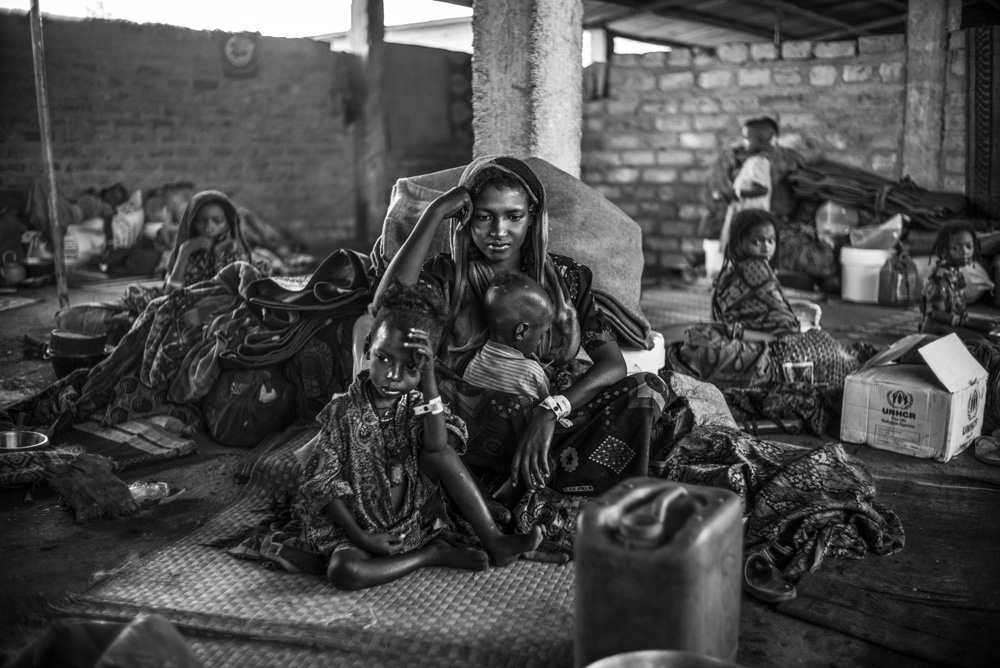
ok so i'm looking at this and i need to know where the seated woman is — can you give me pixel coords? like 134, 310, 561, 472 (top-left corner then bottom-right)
163, 190, 253, 293
667, 210, 874, 434
374, 156, 669, 550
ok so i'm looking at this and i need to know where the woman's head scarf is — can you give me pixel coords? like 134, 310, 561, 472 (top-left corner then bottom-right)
165, 190, 251, 280
444, 156, 581, 369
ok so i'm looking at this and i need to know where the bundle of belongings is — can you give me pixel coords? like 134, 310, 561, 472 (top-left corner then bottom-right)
777, 159, 994, 291
12, 176, 314, 280
0, 251, 373, 453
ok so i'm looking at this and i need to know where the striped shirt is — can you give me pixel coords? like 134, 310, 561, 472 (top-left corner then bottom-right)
463, 340, 550, 401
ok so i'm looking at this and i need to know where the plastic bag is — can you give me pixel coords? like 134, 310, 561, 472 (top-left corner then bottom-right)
877, 251, 920, 307
203, 368, 295, 447
816, 201, 858, 248
849, 214, 904, 250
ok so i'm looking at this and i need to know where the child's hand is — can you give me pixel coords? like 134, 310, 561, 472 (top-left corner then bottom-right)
405, 328, 435, 374
431, 186, 473, 231
357, 531, 406, 556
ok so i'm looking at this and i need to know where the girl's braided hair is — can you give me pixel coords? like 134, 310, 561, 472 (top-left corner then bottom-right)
931, 221, 981, 265
371, 278, 449, 350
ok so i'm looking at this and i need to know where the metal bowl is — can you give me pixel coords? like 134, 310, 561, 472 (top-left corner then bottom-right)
0, 430, 50, 453
584, 652, 744, 668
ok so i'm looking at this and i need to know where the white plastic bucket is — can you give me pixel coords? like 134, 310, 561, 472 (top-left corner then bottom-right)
840, 247, 894, 303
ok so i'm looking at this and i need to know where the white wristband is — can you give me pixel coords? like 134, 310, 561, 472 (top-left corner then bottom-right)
539, 394, 571, 420
414, 396, 445, 416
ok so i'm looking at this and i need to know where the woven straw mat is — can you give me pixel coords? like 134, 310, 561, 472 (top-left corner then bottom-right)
61, 424, 576, 668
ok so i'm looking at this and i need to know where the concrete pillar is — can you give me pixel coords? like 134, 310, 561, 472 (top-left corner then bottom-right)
349, 0, 387, 245
902, 0, 948, 189
471, 0, 584, 176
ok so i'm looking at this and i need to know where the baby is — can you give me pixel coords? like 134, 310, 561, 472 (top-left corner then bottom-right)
463, 272, 554, 401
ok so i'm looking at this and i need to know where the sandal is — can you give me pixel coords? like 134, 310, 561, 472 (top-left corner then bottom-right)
974, 435, 1000, 466
743, 552, 796, 604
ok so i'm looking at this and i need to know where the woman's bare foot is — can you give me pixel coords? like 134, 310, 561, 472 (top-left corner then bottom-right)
425, 540, 490, 571
484, 526, 544, 567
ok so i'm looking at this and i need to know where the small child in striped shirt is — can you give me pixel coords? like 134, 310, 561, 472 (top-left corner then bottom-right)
463, 272, 554, 401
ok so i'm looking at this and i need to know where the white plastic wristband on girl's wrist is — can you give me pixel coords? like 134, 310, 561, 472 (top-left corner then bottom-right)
414, 396, 445, 416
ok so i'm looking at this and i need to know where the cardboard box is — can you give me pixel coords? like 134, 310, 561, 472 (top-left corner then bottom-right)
840, 334, 988, 462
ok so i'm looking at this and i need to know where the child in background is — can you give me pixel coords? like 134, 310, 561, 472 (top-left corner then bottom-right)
713, 209, 800, 341
920, 222, 1000, 340
295, 280, 542, 590
718, 118, 775, 252
463, 272, 554, 401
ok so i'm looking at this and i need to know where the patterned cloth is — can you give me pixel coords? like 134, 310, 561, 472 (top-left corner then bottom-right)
0, 447, 83, 488
294, 372, 468, 558
712, 258, 800, 335
661, 425, 905, 582
441, 371, 668, 553
920, 261, 968, 330
463, 340, 550, 401
776, 221, 839, 288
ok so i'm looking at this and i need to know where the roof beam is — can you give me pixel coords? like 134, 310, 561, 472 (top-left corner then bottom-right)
608, 28, 702, 51
583, 0, 688, 29
648, 6, 792, 41
871, 0, 908, 11
741, 0, 875, 37
809, 13, 908, 41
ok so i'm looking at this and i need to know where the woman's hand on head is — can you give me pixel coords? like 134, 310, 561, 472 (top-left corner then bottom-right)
430, 186, 473, 231
512, 409, 557, 491
357, 531, 406, 556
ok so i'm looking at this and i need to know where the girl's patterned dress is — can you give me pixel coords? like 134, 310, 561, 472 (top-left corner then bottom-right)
296, 372, 468, 557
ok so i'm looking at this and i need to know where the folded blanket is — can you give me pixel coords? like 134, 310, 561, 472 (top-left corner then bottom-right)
243, 249, 372, 325
373, 157, 653, 350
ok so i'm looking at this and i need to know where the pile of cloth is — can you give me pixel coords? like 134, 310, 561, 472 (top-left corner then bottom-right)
15, 176, 314, 279
788, 159, 971, 232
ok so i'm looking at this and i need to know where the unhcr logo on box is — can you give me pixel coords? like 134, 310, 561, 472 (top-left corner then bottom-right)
967, 388, 981, 422
883, 389, 915, 419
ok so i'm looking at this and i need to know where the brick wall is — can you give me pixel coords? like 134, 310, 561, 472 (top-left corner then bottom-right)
0, 12, 358, 254
581, 35, 912, 271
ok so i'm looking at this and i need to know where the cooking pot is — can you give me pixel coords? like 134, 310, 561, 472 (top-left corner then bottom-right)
23, 256, 55, 278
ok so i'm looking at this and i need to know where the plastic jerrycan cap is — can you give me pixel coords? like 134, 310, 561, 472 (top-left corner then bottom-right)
614, 485, 696, 548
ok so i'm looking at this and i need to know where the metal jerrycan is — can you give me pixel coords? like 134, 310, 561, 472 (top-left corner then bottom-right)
574, 478, 743, 668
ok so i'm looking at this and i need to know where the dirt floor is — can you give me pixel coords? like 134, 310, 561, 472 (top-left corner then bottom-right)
0, 277, 992, 667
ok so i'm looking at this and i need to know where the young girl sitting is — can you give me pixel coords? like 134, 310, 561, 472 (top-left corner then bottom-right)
920, 222, 1000, 340
713, 209, 800, 341
295, 280, 542, 590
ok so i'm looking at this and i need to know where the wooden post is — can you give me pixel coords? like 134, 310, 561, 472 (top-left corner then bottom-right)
29, 0, 69, 308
